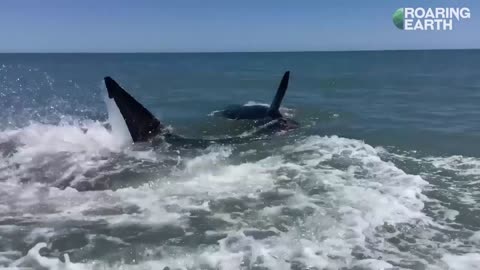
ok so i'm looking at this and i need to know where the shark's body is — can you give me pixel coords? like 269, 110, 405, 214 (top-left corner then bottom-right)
213, 71, 299, 130
104, 77, 294, 147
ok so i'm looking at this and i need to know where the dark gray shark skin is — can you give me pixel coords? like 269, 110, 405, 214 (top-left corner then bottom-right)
215, 71, 293, 121
219, 104, 270, 120
104, 77, 294, 147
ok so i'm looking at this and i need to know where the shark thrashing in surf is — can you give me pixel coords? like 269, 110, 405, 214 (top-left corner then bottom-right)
103, 71, 298, 147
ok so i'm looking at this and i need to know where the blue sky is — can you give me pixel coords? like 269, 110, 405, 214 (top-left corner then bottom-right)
1, 0, 479, 52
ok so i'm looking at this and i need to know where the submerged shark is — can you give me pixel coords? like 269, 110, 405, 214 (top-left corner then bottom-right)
213, 71, 299, 130
104, 76, 296, 148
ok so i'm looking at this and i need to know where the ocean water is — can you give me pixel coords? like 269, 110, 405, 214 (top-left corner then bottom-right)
0, 50, 479, 270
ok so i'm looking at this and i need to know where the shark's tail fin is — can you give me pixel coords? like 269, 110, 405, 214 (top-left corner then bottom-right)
268, 71, 290, 118
104, 77, 163, 142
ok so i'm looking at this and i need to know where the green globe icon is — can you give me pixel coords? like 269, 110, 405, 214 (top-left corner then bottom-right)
392, 8, 404, 30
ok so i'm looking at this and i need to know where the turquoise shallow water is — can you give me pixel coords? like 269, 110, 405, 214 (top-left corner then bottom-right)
0, 51, 479, 269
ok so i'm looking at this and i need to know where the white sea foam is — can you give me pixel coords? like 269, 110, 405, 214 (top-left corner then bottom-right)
376, 149, 480, 269
442, 253, 480, 270
422, 155, 480, 210
470, 231, 480, 244
0, 121, 147, 189
11, 243, 86, 270
1, 134, 474, 270
425, 155, 480, 177
0, 94, 159, 189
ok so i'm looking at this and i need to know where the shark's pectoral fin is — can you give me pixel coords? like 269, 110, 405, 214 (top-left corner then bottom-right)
104, 77, 163, 142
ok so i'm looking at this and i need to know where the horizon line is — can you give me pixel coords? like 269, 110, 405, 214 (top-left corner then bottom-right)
0, 48, 479, 54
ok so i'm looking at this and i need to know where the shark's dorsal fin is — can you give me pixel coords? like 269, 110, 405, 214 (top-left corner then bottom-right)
268, 71, 290, 118
104, 77, 163, 142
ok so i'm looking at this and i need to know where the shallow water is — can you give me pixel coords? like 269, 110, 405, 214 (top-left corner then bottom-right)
0, 51, 479, 269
